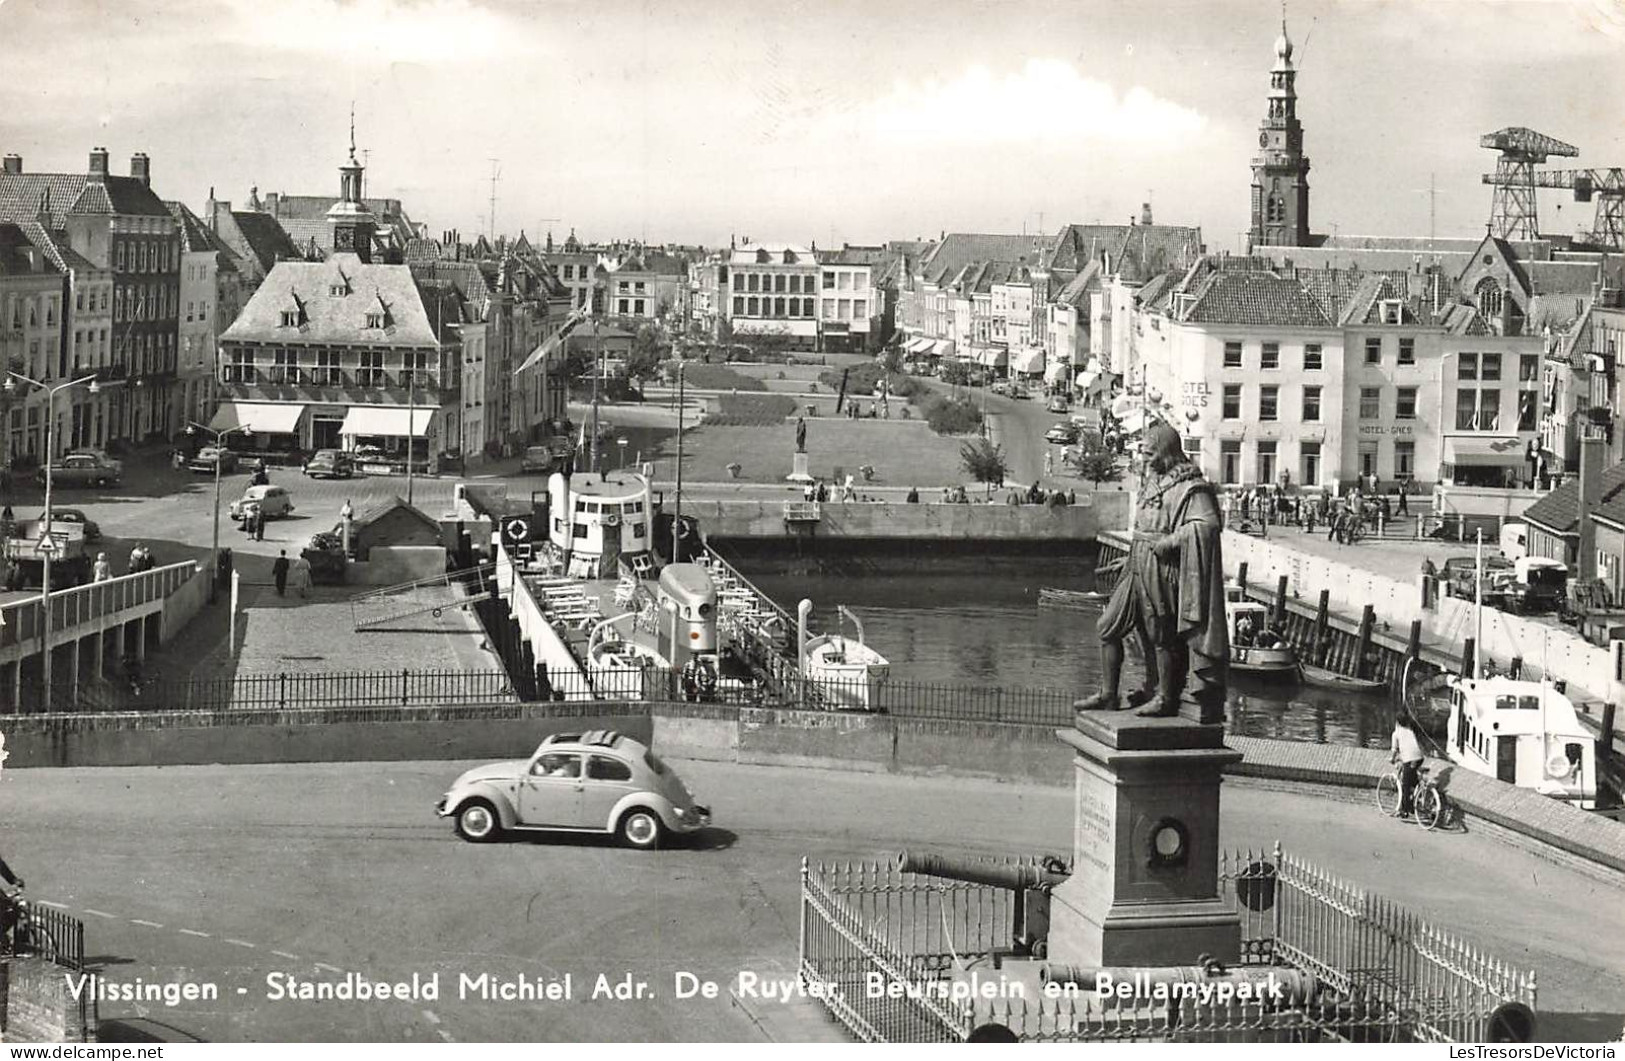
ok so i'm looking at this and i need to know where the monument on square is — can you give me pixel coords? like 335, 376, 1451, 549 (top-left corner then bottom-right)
787, 415, 814, 484
1047, 420, 1242, 966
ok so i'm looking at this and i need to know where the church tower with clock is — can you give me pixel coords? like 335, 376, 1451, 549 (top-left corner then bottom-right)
1247, 19, 1311, 250
327, 113, 377, 263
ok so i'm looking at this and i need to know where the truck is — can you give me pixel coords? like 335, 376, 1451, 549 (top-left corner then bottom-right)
2, 516, 92, 589
35, 452, 121, 488
1485, 556, 1569, 614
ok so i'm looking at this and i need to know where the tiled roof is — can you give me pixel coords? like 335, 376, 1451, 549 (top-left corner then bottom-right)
409, 260, 491, 313
1527, 260, 1604, 296
164, 200, 238, 269
919, 233, 1043, 285
730, 243, 816, 266
1319, 235, 1485, 253
1255, 244, 1479, 274
821, 245, 887, 266
0, 222, 66, 277
270, 194, 402, 221
1183, 270, 1332, 327
0, 173, 85, 227
404, 238, 444, 262
232, 211, 303, 273
220, 253, 441, 348
1055, 260, 1102, 308
1522, 463, 1625, 534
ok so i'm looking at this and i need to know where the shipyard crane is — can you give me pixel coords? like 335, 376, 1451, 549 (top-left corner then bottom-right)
1479, 126, 1579, 241
1522, 168, 1625, 251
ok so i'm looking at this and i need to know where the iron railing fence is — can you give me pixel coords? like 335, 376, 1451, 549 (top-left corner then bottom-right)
3, 900, 84, 971
800, 844, 1536, 1044
2, 669, 517, 714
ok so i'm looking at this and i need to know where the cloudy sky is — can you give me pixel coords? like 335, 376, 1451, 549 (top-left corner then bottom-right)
2, 0, 1622, 252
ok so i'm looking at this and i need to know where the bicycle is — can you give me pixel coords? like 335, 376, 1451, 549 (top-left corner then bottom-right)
1375, 762, 1447, 830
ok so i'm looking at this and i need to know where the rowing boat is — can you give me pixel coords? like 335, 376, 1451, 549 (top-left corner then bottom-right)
1297, 661, 1387, 693
1038, 587, 1107, 610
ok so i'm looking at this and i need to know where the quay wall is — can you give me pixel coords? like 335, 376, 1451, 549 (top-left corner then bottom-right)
690, 493, 1129, 543
1219, 530, 1616, 696
4, 700, 1621, 877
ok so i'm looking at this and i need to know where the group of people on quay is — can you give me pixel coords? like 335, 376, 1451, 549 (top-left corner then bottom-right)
1223, 475, 1417, 543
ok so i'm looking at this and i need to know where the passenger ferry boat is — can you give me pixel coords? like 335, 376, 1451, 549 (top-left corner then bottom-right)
1444, 675, 1598, 809
1225, 584, 1298, 676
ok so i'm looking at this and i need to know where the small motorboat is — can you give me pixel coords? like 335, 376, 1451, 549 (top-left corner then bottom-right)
1038, 587, 1107, 610
1297, 661, 1387, 693
801, 605, 890, 711
1226, 585, 1298, 677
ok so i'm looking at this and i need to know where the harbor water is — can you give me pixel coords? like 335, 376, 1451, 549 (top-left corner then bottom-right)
745, 564, 1395, 750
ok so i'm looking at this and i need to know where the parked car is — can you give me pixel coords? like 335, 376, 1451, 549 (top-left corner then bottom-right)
990, 380, 1011, 396
67, 448, 124, 478
228, 483, 295, 521
47, 507, 101, 542
1442, 555, 1514, 599
189, 447, 239, 475
37, 452, 121, 488
436, 730, 711, 848
302, 449, 355, 480
1047, 395, 1071, 414
521, 445, 556, 475
1045, 422, 1081, 445
1009, 383, 1031, 400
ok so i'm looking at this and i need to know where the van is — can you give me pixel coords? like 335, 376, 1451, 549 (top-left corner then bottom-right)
1500, 521, 1529, 562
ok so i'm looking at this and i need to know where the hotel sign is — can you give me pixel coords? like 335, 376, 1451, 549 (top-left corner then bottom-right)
1360, 424, 1413, 436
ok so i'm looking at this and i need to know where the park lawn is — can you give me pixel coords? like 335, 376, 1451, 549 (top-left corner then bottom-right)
660, 419, 973, 486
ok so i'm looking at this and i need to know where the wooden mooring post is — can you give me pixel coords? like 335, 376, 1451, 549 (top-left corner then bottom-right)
1355, 605, 1375, 679
1314, 590, 1330, 665
1461, 637, 1476, 679
1601, 703, 1617, 766
1238, 562, 1249, 591
1274, 575, 1289, 627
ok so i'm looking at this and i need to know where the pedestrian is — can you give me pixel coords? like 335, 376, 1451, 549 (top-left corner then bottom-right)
272, 549, 290, 596
1044, 449, 1054, 476
252, 503, 266, 542
905, 486, 919, 503
92, 552, 111, 582
289, 552, 312, 598
1327, 507, 1340, 543
1397, 484, 1410, 516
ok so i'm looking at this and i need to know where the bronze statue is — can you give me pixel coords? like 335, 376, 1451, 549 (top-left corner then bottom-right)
1075, 421, 1229, 723
795, 416, 807, 453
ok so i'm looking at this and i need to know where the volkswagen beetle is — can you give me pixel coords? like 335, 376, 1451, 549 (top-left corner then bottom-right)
435, 730, 710, 849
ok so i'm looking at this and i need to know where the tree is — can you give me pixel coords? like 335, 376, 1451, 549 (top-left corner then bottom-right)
1076, 451, 1122, 486
628, 324, 664, 380
939, 360, 970, 386
959, 436, 1009, 489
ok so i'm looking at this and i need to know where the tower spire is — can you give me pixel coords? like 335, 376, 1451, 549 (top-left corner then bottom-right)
1248, 14, 1311, 250
349, 102, 357, 162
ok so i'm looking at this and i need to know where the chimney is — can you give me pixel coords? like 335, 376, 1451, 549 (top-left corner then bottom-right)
1578, 430, 1607, 581
130, 152, 151, 187
2, 154, 20, 175
1140, 202, 1153, 226
88, 147, 109, 181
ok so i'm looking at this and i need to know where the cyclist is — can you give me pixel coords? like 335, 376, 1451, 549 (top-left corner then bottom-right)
1390, 714, 1425, 817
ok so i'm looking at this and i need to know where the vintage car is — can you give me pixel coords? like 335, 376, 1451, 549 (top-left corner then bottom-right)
189, 446, 240, 475
228, 483, 295, 521
302, 449, 355, 480
1046, 395, 1071, 414
1045, 422, 1080, 445
436, 730, 711, 849
37, 452, 121, 488
48, 507, 101, 542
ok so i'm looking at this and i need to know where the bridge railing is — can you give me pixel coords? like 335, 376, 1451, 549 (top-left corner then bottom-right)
0, 561, 197, 651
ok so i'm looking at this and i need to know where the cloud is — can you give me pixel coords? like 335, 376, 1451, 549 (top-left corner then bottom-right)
217, 0, 522, 64
856, 59, 1207, 148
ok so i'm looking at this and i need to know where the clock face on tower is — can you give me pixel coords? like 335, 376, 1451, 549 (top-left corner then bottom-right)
1259, 131, 1269, 148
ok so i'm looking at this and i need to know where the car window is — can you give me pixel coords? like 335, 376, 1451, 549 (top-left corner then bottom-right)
531, 752, 581, 778
587, 756, 632, 782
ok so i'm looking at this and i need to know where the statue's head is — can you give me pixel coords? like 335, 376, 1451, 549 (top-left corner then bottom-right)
1142, 421, 1185, 475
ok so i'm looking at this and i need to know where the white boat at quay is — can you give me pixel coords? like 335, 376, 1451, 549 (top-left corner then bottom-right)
798, 603, 891, 712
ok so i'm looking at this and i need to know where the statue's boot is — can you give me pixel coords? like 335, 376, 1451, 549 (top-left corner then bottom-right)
1135, 649, 1183, 718
1125, 686, 1156, 709
1073, 690, 1119, 712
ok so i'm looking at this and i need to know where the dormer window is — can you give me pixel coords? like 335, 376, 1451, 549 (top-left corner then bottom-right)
1381, 300, 1403, 325
280, 309, 298, 328
330, 274, 351, 297
366, 311, 385, 329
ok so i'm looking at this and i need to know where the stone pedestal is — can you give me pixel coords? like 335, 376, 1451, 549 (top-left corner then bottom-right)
786, 451, 813, 484
1046, 711, 1243, 967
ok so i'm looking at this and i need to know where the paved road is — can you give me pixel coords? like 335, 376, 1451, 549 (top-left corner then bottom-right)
1, 759, 1619, 1042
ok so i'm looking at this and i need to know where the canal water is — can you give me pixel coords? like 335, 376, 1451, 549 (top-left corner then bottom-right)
745, 564, 1394, 749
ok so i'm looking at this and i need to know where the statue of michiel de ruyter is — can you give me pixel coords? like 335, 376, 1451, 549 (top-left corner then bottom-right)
1075, 421, 1229, 723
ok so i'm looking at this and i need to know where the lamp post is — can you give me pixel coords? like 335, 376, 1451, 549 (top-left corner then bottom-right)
186, 421, 252, 587
6, 371, 100, 706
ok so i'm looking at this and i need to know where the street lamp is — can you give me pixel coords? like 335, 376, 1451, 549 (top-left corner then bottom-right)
186, 421, 253, 586
5, 371, 100, 706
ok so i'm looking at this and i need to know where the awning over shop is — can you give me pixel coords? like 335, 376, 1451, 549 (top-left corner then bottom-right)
208, 402, 305, 435
931, 339, 956, 359
973, 347, 1008, 368
1044, 359, 1070, 384
339, 406, 435, 438
1011, 348, 1045, 375
905, 337, 934, 355
1441, 436, 1524, 466
1076, 370, 1100, 393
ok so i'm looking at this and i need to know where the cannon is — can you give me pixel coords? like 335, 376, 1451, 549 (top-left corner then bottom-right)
895, 850, 1069, 958
895, 850, 1068, 891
